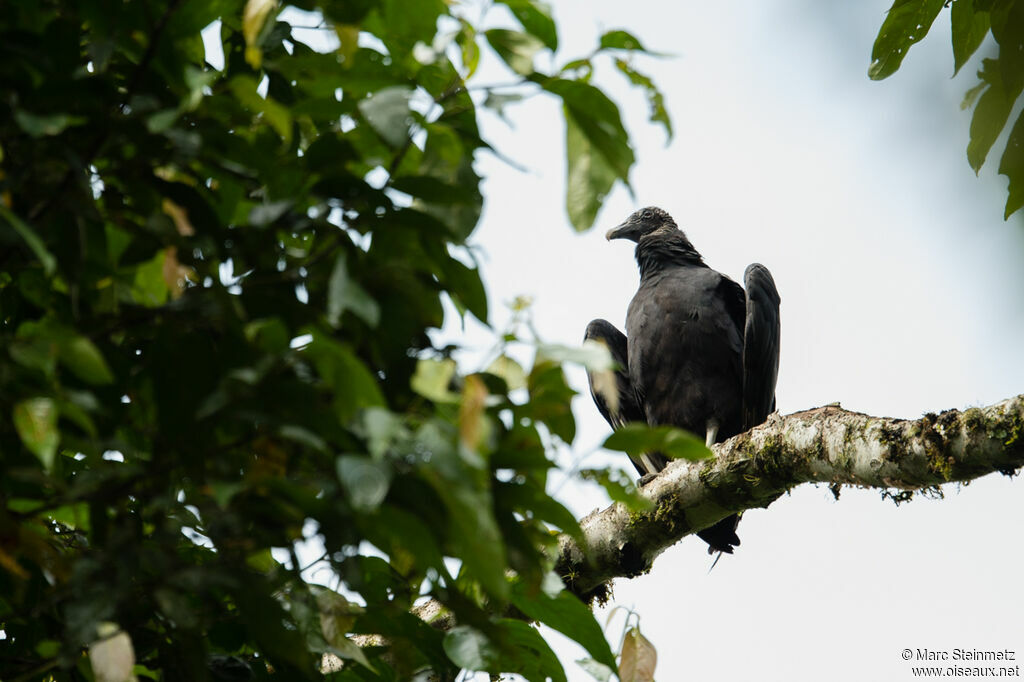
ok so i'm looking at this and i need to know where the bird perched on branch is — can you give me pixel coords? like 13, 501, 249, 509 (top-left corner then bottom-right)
585, 206, 781, 556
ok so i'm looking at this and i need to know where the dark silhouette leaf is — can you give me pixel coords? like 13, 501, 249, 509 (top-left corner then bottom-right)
869, 0, 946, 80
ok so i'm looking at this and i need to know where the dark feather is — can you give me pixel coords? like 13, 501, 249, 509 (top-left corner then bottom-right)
742, 263, 781, 430
587, 206, 781, 556
583, 319, 667, 476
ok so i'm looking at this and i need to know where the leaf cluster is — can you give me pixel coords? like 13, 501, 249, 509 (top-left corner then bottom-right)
0, 1, 670, 680
869, 0, 1024, 219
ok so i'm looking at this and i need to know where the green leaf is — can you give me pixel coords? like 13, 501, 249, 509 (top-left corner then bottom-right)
598, 30, 655, 54
244, 318, 290, 353
208, 482, 244, 509
13, 110, 86, 138
961, 81, 987, 110
130, 250, 170, 307
228, 76, 293, 144
365, 0, 447, 58
494, 619, 567, 682
564, 111, 617, 231
619, 627, 656, 682
951, 0, 991, 76
242, 0, 277, 68
57, 393, 98, 438
47, 503, 91, 531
578, 658, 614, 682
967, 59, 1022, 172
8, 498, 45, 514
603, 423, 712, 462
988, 1, 1024, 95
244, 548, 279, 575
16, 318, 113, 385
437, 256, 488, 324
545, 78, 634, 230
313, 588, 373, 670
499, 0, 558, 51
9, 335, 57, 376
305, 333, 386, 420
367, 506, 445, 572
444, 626, 499, 671
324, 634, 375, 671
390, 176, 480, 204
58, 335, 114, 385
414, 123, 484, 241
248, 200, 292, 228
868, 0, 946, 80
146, 109, 180, 134
510, 583, 617, 672
998, 108, 1024, 218
411, 358, 459, 403
497, 480, 583, 544
443, 484, 509, 600
14, 398, 59, 470
546, 78, 633, 180
578, 468, 652, 513
336, 455, 392, 512
354, 407, 406, 459
492, 422, 553, 472
614, 59, 672, 141
357, 86, 415, 148
457, 19, 481, 76
35, 640, 61, 659
485, 355, 527, 391
536, 341, 613, 372
485, 29, 544, 76
182, 64, 217, 111
236, 587, 312, 676
525, 360, 576, 442
417, 420, 509, 600
327, 253, 380, 328
482, 91, 525, 123
0, 206, 57, 276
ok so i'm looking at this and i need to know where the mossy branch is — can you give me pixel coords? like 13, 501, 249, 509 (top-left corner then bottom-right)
558, 394, 1024, 600
328, 395, 1023, 670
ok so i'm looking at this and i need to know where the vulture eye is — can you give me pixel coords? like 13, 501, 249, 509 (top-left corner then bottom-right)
641, 210, 652, 220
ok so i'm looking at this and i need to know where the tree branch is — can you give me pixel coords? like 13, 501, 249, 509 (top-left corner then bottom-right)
558, 394, 1024, 600
328, 395, 1024, 670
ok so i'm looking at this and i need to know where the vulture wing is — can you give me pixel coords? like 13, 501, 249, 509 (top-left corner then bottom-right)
584, 319, 666, 476
741, 263, 782, 429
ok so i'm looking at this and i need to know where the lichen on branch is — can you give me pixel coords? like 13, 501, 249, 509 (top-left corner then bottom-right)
559, 394, 1024, 600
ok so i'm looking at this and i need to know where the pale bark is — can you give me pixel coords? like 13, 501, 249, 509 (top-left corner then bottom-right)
558, 395, 1024, 600
329, 395, 1024, 669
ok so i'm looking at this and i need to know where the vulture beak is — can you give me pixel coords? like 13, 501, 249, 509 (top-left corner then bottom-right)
605, 219, 644, 242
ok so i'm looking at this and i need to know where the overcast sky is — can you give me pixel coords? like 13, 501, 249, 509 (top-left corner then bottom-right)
448, 1, 1024, 680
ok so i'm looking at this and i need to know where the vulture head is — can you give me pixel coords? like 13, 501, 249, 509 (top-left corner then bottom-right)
605, 206, 678, 242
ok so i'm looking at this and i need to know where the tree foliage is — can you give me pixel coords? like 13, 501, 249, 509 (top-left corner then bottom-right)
870, 0, 1024, 218
0, 1, 672, 679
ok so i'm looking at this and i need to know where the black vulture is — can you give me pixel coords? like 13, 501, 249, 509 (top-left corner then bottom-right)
585, 206, 781, 555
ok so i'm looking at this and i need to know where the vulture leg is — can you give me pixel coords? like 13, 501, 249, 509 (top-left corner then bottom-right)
704, 419, 719, 448
583, 319, 660, 477
696, 515, 741, 555
741, 263, 782, 430
698, 425, 739, 554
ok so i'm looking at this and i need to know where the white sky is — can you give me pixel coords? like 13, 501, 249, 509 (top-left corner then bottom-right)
451, 1, 1024, 681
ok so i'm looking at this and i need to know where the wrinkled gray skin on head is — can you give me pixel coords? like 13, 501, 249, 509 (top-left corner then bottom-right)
605, 206, 677, 242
